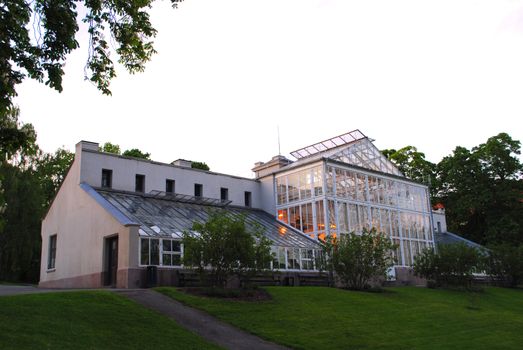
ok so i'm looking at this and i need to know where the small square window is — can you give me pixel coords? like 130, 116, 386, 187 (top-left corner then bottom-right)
244, 191, 252, 207
220, 187, 228, 201
101, 169, 112, 188
194, 184, 203, 197
166, 179, 175, 194
47, 234, 57, 270
135, 174, 145, 193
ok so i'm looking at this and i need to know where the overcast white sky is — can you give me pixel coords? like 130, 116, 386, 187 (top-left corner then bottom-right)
14, 0, 523, 177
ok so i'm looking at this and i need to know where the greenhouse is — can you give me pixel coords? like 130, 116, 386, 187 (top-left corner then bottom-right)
274, 131, 434, 266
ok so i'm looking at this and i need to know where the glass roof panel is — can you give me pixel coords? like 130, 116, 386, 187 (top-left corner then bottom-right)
97, 189, 319, 249
290, 129, 366, 160
328, 138, 404, 177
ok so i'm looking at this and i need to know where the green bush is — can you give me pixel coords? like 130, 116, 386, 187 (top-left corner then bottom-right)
486, 243, 523, 288
414, 243, 484, 288
182, 211, 273, 288
323, 228, 397, 290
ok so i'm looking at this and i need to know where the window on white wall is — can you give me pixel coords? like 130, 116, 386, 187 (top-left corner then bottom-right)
194, 184, 203, 197
220, 188, 228, 201
244, 191, 252, 207
166, 179, 175, 194
101, 169, 112, 188
47, 234, 57, 270
135, 174, 145, 193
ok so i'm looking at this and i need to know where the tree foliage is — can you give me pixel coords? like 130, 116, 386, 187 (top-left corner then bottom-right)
387, 133, 523, 246
413, 243, 484, 288
485, 243, 523, 288
1, 0, 185, 110
323, 228, 396, 290
436, 133, 523, 245
182, 211, 273, 288
0, 110, 73, 282
382, 146, 436, 187
122, 148, 151, 160
99, 142, 121, 154
0, 107, 37, 162
191, 161, 210, 171
99, 142, 150, 159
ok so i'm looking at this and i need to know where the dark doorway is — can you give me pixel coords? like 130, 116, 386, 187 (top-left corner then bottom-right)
105, 236, 118, 287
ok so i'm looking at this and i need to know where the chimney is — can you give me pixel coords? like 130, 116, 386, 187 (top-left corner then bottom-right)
252, 155, 293, 179
171, 159, 193, 168
75, 141, 99, 154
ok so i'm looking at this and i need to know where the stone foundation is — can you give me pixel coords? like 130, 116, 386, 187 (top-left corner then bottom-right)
39, 272, 103, 289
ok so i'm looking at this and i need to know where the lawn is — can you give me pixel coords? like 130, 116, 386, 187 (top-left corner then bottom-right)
157, 286, 523, 350
0, 291, 220, 350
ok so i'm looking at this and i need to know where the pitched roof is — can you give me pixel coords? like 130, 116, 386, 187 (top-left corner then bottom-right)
433, 231, 483, 250
82, 183, 319, 249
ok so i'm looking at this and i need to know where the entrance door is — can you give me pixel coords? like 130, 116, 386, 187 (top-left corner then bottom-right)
105, 236, 118, 287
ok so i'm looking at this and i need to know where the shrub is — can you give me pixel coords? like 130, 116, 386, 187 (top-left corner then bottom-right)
323, 228, 397, 290
413, 243, 484, 288
182, 211, 273, 288
486, 244, 523, 288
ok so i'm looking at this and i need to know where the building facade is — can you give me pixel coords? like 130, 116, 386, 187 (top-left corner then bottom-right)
39, 130, 436, 288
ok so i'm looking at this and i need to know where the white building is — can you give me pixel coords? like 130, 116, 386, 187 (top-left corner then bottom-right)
40, 130, 436, 288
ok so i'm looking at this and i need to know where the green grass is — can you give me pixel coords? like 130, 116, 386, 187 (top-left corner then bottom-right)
0, 291, 221, 350
157, 286, 523, 350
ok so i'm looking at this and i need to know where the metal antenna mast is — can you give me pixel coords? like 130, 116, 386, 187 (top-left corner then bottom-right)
277, 125, 281, 156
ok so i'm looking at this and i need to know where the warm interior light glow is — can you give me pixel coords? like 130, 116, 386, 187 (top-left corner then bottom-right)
318, 233, 326, 242
279, 227, 287, 235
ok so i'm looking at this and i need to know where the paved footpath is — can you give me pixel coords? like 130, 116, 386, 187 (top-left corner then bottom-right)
118, 289, 290, 350
0, 284, 55, 296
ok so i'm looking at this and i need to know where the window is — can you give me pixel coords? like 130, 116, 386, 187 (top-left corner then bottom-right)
47, 234, 57, 270
140, 238, 149, 265
194, 183, 203, 197
244, 191, 252, 207
140, 238, 159, 265
141, 238, 181, 266
301, 249, 314, 270
162, 239, 182, 266
166, 179, 175, 194
135, 174, 145, 193
272, 247, 287, 269
287, 248, 300, 269
220, 187, 228, 201
101, 169, 112, 188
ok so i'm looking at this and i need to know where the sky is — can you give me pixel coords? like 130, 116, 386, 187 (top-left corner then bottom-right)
14, 0, 523, 178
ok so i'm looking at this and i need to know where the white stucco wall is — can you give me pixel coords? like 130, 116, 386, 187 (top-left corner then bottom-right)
432, 210, 447, 233
39, 151, 138, 287
259, 175, 276, 215
79, 148, 262, 209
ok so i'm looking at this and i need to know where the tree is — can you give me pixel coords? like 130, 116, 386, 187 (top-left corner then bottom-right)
1, 0, 185, 110
485, 243, 523, 288
182, 211, 273, 288
324, 228, 397, 290
382, 146, 437, 191
413, 243, 485, 289
0, 106, 38, 264
99, 142, 121, 155
191, 161, 210, 171
0, 107, 37, 162
35, 148, 74, 206
122, 148, 151, 160
0, 163, 44, 283
436, 133, 523, 245
99, 142, 151, 160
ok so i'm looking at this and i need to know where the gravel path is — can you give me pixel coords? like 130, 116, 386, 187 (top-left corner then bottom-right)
118, 289, 290, 350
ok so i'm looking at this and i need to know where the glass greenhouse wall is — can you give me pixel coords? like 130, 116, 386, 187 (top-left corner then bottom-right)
275, 161, 434, 267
